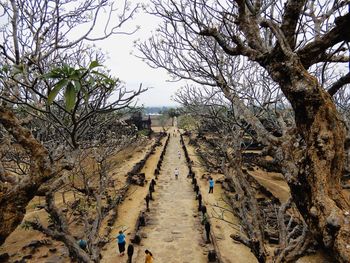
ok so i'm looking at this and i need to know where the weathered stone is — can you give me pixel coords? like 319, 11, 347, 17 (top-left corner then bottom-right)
208, 250, 217, 262
0, 253, 9, 262
49, 248, 57, 253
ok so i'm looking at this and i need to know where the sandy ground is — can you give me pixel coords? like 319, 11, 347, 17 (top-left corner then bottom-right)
248, 168, 290, 203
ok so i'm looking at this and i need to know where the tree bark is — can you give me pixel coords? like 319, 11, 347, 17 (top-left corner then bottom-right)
263, 58, 350, 262
0, 106, 55, 245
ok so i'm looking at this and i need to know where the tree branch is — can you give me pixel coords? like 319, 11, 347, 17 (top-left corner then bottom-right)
328, 72, 350, 96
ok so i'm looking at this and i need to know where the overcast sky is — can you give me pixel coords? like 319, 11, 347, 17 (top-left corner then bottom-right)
94, 3, 184, 107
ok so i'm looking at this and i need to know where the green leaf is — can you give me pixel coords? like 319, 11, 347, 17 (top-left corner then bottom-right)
43, 69, 62, 79
48, 79, 68, 104
73, 80, 81, 92
12, 64, 24, 76
65, 82, 76, 112
89, 60, 101, 70
70, 70, 82, 81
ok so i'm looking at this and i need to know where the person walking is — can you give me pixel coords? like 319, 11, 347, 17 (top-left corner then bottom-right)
117, 230, 126, 256
208, 177, 214, 193
145, 249, 154, 263
174, 167, 179, 179
178, 150, 181, 159
127, 244, 134, 263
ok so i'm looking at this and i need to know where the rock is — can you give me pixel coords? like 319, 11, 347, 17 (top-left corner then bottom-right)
0, 253, 9, 262
22, 254, 32, 260
49, 248, 57, 253
131, 233, 141, 244
208, 250, 217, 262
128, 173, 146, 186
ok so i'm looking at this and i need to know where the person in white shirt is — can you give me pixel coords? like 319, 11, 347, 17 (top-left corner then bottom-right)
174, 167, 179, 179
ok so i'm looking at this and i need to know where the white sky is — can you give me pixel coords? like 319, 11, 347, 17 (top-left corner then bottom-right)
93, 3, 184, 107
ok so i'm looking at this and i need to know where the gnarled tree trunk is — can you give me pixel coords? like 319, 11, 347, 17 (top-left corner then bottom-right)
265, 59, 350, 262
0, 106, 55, 245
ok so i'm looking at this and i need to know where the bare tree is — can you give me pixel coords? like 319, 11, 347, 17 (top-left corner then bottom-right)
177, 86, 312, 262
139, 0, 350, 260
24, 122, 140, 262
0, 0, 143, 245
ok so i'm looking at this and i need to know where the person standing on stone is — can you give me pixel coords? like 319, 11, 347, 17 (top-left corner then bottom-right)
127, 244, 134, 263
117, 230, 126, 256
208, 177, 214, 193
145, 249, 154, 263
174, 167, 179, 179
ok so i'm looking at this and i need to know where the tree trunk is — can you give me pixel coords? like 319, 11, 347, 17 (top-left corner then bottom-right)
265, 59, 350, 262
29, 220, 92, 263
224, 136, 267, 262
0, 106, 55, 245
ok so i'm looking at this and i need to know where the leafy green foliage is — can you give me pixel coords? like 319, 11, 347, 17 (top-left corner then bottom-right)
44, 61, 116, 112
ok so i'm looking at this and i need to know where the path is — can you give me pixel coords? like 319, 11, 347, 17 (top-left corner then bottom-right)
134, 129, 208, 262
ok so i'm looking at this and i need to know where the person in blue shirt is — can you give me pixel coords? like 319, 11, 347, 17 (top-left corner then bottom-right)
117, 230, 126, 256
209, 177, 214, 193
77, 238, 87, 251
